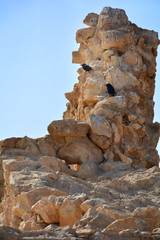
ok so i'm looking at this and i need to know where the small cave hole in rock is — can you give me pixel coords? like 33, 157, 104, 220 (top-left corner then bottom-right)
117, 50, 123, 57
122, 115, 130, 126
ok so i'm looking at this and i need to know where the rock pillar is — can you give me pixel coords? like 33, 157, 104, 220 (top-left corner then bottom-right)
63, 7, 160, 168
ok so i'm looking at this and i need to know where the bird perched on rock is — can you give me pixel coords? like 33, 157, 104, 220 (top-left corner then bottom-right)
81, 64, 92, 71
106, 83, 115, 97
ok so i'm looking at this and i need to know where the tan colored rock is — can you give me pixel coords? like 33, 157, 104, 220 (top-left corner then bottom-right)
31, 195, 63, 224
2, 157, 41, 185
57, 137, 103, 165
80, 199, 106, 214
0, 135, 56, 159
48, 119, 90, 137
96, 206, 126, 220
76, 228, 96, 236
100, 30, 136, 50
97, 7, 129, 29
82, 73, 105, 106
86, 211, 113, 230
77, 163, 99, 179
19, 215, 47, 231
88, 114, 112, 138
103, 217, 150, 235
83, 12, 99, 27
59, 195, 84, 227
14, 187, 62, 219
75, 208, 113, 231
64, 6, 159, 169
39, 156, 76, 176
122, 50, 143, 66
0, 137, 21, 155
0, 7, 160, 239
72, 51, 82, 64
0, 137, 39, 158
118, 228, 136, 238
133, 206, 160, 230
114, 146, 132, 164
88, 132, 112, 150
76, 27, 95, 44
37, 137, 56, 157
103, 151, 114, 162
106, 67, 140, 91
10, 216, 22, 229
100, 160, 131, 175
103, 49, 115, 60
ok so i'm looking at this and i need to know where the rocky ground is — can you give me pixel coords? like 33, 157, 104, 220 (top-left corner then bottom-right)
0, 6, 160, 240
0, 155, 160, 239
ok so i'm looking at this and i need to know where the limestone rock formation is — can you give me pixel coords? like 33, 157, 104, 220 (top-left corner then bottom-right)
64, 6, 160, 169
0, 7, 160, 240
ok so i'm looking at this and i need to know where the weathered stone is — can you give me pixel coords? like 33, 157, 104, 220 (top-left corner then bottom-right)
31, 195, 62, 224
77, 163, 100, 179
83, 13, 99, 27
132, 206, 160, 230
122, 50, 143, 66
100, 30, 136, 50
19, 215, 47, 231
72, 51, 82, 64
48, 119, 90, 137
59, 195, 84, 227
103, 217, 150, 235
37, 137, 56, 157
64, 6, 159, 169
76, 27, 95, 44
0, 6, 160, 240
57, 137, 103, 165
97, 7, 129, 29
88, 114, 112, 138
86, 211, 114, 230
39, 156, 76, 176
89, 132, 112, 150
96, 206, 126, 220
105, 67, 140, 91
75, 208, 114, 231
0, 136, 56, 159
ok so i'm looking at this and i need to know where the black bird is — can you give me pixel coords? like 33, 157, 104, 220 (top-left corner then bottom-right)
106, 83, 115, 97
81, 64, 92, 71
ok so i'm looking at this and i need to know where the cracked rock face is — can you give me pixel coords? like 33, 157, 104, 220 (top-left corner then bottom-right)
64, 6, 160, 169
0, 7, 160, 240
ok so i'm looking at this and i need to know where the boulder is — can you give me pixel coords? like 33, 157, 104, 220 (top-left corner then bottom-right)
59, 195, 85, 227
83, 12, 99, 27
57, 137, 103, 165
77, 163, 100, 179
97, 7, 129, 29
39, 156, 76, 176
48, 119, 90, 137
31, 195, 62, 224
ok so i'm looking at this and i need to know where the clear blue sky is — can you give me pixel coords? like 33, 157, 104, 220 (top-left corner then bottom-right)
0, 0, 159, 154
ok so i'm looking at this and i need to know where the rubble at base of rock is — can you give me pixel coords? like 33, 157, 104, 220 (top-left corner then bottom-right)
0, 6, 160, 240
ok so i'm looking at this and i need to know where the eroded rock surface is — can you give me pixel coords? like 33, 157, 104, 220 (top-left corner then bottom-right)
0, 6, 160, 240
64, 6, 160, 169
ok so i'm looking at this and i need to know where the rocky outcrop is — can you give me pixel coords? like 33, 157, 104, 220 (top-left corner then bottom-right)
0, 157, 160, 239
0, 135, 56, 159
64, 6, 160, 169
0, 6, 160, 240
